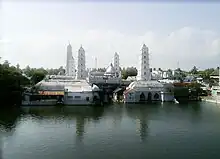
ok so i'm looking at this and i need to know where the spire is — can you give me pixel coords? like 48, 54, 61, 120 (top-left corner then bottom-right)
67, 41, 72, 49
79, 44, 84, 51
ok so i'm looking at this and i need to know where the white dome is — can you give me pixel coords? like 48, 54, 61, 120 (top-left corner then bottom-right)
104, 63, 116, 75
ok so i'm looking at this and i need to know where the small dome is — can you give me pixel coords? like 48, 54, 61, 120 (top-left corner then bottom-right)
104, 63, 116, 75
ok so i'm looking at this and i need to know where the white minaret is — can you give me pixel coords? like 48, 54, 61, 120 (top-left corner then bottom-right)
77, 45, 86, 79
138, 44, 151, 81
113, 52, 121, 77
66, 43, 76, 77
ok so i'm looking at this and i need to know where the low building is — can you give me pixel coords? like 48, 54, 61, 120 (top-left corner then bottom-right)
123, 80, 174, 103
64, 80, 98, 105
22, 75, 100, 106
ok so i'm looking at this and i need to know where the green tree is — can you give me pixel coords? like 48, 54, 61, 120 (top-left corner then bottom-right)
190, 66, 198, 74
30, 71, 46, 85
121, 67, 128, 79
126, 67, 138, 76
0, 62, 30, 106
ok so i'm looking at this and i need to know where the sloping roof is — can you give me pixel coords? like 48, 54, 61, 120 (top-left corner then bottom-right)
128, 80, 164, 89
35, 81, 65, 91
35, 78, 91, 92
113, 88, 122, 93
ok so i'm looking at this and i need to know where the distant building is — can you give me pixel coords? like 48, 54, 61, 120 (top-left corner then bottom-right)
137, 44, 151, 81
77, 45, 86, 80
113, 52, 121, 78
66, 43, 76, 77
88, 63, 121, 84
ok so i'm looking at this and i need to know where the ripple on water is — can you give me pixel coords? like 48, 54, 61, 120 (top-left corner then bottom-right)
1, 103, 220, 159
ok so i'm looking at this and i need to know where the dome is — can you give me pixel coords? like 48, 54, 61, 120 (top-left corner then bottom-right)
104, 63, 116, 76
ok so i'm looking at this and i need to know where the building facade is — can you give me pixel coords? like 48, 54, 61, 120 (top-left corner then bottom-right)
66, 43, 76, 77
138, 44, 151, 81
77, 45, 86, 80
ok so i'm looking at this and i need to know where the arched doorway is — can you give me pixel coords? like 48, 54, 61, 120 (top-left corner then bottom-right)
147, 92, 152, 102
140, 92, 145, 102
154, 93, 159, 100
93, 95, 98, 102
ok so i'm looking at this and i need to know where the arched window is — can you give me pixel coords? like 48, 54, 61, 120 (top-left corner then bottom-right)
154, 93, 159, 99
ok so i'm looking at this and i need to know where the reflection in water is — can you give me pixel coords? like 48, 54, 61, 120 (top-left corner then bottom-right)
0, 138, 2, 159
75, 116, 85, 142
136, 119, 148, 142
0, 108, 21, 132
2, 103, 220, 159
21, 106, 105, 143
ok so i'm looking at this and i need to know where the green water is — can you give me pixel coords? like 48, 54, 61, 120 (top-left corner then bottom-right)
1, 102, 220, 159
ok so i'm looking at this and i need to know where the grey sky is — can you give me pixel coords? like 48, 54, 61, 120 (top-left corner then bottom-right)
1, 1, 220, 70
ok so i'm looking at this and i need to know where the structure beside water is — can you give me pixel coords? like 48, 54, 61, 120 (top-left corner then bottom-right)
22, 43, 203, 106
22, 75, 102, 106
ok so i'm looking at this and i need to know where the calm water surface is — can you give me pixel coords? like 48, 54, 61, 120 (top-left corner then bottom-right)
1, 102, 220, 159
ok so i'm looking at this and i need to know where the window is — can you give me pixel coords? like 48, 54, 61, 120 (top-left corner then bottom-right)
68, 96, 73, 99
144, 56, 146, 59
75, 96, 81, 99
144, 72, 146, 75
154, 93, 160, 99
144, 61, 146, 64
86, 97, 90, 101
144, 51, 146, 54
144, 66, 146, 69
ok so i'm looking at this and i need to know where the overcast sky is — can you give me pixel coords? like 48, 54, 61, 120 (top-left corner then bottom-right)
1, 1, 220, 70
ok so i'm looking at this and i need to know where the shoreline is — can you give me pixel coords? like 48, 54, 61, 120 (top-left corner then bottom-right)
201, 97, 220, 104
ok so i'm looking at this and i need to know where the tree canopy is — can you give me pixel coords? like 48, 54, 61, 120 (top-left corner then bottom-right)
0, 63, 30, 106
121, 67, 138, 79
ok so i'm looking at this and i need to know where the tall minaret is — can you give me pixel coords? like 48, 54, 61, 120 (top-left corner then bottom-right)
66, 43, 76, 77
138, 44, 151, 81
113, 52, 121, 77
77, 45, 86, 79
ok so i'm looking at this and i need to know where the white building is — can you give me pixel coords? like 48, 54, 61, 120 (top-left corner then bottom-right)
22, 75, 100, 106
137, 44, 151, 81
88, 63, 121, 84
66, 43, 76, 77
113, 52, 121, 78
123, 81, 174, 103
77, 45, 86, 80
123, 44, 175, 103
